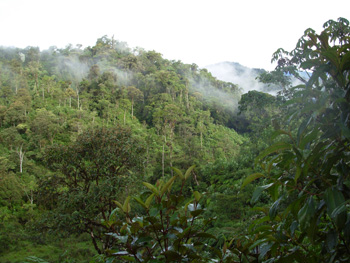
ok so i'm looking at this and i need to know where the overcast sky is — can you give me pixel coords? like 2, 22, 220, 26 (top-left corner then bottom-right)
0, 0, 348, 70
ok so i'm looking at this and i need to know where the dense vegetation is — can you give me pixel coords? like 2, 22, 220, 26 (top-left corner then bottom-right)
0, 17, 349, 262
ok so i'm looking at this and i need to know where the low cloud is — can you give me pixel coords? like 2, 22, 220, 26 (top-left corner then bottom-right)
205, 62, 281, 95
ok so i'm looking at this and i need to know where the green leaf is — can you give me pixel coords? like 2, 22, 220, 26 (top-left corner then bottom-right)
142, 182, 159, 196
255, 142, 291, 163
326, 229, 338, 252
299, 129, 319, 150
330, 201, 348, 218
145, 193, 155, 209
194, 232, 217, 239
123, 196, 131, 213
267, 183, 279, 201
295, 165, 302, 183
297, 117, 313, 143
114, 200, 124, 210
344, 218, 350, 243
109, 207, 119, 219
307, 64, 330, 87
184, 200, 192, 213
193, 191, 201, 202
298, 197, 316, 239
171, 167, 184, 180
106, 233, 128, 243
269, 196, 283, 220
321, 48, 340, 68
324, 187, 347, 229
241, 173, 264, 189
340, 47, 350, 70
133, 197, 147, 209
259, 242, 273, 261
184, 165, 196, 180
160, 175, 177, 197
251, 183, 274, 204
190, 209, 204, 217
271, 129, 292, 140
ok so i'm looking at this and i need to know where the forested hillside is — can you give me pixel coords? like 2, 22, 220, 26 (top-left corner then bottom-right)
0, 17, 349, 263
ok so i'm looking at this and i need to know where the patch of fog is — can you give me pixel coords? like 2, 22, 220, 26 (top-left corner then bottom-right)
204, 62, 281, 95
42, 47, 133, 86
188, 76, 240, 112
56, 55, 89, 82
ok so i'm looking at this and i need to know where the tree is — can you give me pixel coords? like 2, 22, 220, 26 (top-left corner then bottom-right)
238, 90, 278, 134
43, 127, 145, 254
242, 17, 350, 262
153, 103, 183, 177
30, 108, 61, 147
16, 144, 25, 174
127, 86, 143, 117
65, 86, 76, 108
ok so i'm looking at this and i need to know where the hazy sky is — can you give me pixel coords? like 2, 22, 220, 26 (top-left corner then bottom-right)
0, 0, 348, 70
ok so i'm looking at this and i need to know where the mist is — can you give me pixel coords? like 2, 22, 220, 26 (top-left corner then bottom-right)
187, 72, 241, 113
205, 62, 281, 95
40, 44, 134, 87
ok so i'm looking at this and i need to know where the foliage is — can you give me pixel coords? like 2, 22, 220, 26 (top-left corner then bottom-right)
42, 127, 145, 254
243, 17, 350, 262
103, 166, 222, 262
3, 16, 348, 263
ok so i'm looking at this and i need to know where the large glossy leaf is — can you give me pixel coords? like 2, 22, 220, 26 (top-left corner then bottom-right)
340, 47, 350, 70
171, 167, 184, 180
193, 191, 201, 202
145, 193, 155, 209
324, 187, 347, 229
326, 229, 338, 252
299, 128, 319, 150
184, 165, 196, 180
321, 48, 340, 69
269, 196, 283, 220
298, 197, 316, 232
123, 196, 131, 213
142, 182, 159, 196
160, 175, 177, 197
241, 173, 264, 189
255, 142, 291, 163
251, 183, 274, 204
194, 232, 216, 239
114, 200, 124, 211
133, 197, 147, 209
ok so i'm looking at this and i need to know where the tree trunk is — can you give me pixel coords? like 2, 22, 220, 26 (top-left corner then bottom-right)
77, 91, 80, 109
185, 90, 189, 109
15, 79, 18, 94
169, 143, 173, 177
17, 145, 25, 173
30, 190, 34, 205
90, 230, 102, 254
162, 143, 165, 178
146, 145, 149, 166
131, 98, 134, 117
